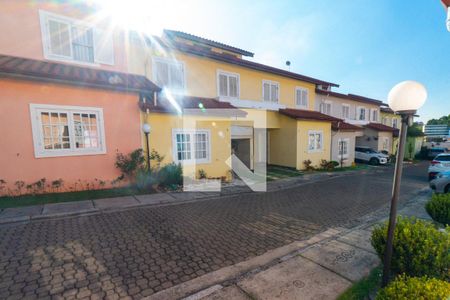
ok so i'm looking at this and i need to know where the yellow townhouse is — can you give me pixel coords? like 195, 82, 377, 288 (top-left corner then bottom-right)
127, 30, 356, 180
381, 105, 401, 154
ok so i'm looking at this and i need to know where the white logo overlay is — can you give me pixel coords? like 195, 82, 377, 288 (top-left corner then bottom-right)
179, 108, 267, 192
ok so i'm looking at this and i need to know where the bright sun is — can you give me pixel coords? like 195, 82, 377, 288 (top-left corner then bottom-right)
95, 0, 166, 34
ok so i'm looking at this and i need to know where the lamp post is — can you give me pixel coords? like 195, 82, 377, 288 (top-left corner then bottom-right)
381, 81, 427, 287
142, 123, 151, 171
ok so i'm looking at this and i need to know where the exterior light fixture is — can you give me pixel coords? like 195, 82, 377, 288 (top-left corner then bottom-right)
142, 123, 151, 171
382, 81, 427, 287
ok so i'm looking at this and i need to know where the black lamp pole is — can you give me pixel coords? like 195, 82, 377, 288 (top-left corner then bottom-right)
144, 132, 150, 171
381, 112, 413, 287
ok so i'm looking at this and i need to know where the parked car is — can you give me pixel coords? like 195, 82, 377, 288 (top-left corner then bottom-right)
430, 170, 450, 193
428, 153, 450, 181
427, 147, 448, 160
355, 146, 389, 165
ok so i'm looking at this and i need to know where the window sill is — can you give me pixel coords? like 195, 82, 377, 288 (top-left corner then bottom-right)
307, 149, 324, 154
44, 55, 101, 68
35, 149, 107, 159
174, 159, 211, 165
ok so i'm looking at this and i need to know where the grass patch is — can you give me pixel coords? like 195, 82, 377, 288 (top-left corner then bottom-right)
0, 187, 152, 209
338, 266, 382, 300
267, 165, 304, 181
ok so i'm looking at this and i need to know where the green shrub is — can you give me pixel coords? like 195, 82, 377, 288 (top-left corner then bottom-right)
157, 163, 183, 188
371, 217, 450, 280
303, 159, 315, 171
376, 275, 450, 300
135, 169, 156, 192
426, 193, 450, 226
115, 149, 145, 180
198, 169, 207, 179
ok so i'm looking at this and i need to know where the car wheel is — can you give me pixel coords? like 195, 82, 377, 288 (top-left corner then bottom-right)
369, 158, 379, 165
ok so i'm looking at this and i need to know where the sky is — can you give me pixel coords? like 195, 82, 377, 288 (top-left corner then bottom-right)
102, 0, 449, 122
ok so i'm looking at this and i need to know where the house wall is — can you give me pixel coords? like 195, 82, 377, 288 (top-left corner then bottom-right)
356, 128, 393, 153
331, 131, 361, 167
315, 94, 380, 122
0, 1, 128, 72
143, 112, 232, 180
268, 115, 298, 168
297, 121, 332, 169
356, 128, 379, 150
0, 78, 142, 194
128, 40, 318, 110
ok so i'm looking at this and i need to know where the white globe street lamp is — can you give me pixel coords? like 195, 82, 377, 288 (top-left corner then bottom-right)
142, 123, 151, 171
382, 81, 427, 287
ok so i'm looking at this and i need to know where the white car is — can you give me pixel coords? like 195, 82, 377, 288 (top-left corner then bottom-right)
428, 153, 450, 181
355, 146, 389, 165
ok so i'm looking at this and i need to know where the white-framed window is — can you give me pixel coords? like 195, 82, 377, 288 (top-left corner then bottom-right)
320, 101, 332, 115
372, 109, 378, 122
382, 137, 390, 151
342, 104, 350, 119
172, 129, 211, 164
30, 104, 106, 158
262, 80, 279, 103
308, 130, 323, 152
392, 118, 398, 129
357, 107, 366, 121
295, 87, 309, 108
39, 10, 114, 65
152, 57, 185, 91
217, 70, 239, 98
338, 138, 349, 158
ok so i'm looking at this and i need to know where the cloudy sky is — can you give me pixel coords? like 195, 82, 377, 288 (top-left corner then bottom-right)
104, 0, 449, 122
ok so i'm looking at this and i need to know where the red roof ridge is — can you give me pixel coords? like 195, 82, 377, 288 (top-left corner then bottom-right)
364, 122, 397, 132
0, 54, 160, 93
279, 108, 342, 122
163, 29, 254, 57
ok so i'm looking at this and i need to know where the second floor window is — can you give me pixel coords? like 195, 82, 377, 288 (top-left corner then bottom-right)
40, 11, 114, 65
153, 58, 185, 90
262, 80, 279, 102
217, 71, 239, 98
320, 101, 332, 115
295, 87, 309, 108
392, 118, 398, 128
358, 107, 366, 121
342, 105, 350, 119
372, 110, 378, 122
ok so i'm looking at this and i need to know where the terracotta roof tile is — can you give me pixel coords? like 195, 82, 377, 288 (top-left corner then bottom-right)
139, 94, 246, 117
315, 89, 383, 105
279, 108, 342, 122
163, 30, 254, 57
0, 54, 161, 93
364, 122, 397, 132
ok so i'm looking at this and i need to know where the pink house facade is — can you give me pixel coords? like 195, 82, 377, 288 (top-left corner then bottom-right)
0, 2, 159, 195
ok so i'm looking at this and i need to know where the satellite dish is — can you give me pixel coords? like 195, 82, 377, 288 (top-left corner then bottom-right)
286, 61, 291, 66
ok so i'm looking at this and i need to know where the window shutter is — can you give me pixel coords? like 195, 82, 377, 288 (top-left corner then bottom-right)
93, 28, 114, 65
263, 83, 270, 101
301, 89, 308, 106
169, 64, 184, 89
219, 74, 228, 97
229, 76, 238, 98
155, 61, 169, 86
271, 84, 278, 102
47, 19, 72, 58
296, 89, 301, 106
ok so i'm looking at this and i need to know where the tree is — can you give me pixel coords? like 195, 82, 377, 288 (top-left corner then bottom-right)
427, 114, 450, 126
407, 123, 424, 137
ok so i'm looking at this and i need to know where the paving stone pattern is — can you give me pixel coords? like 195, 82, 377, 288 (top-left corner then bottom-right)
0, 164, 427, 299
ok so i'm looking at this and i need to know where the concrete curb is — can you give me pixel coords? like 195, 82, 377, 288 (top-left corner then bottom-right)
143, 228, 343, 300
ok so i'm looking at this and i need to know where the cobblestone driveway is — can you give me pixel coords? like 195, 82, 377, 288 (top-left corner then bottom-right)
0, 163, 427, 299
